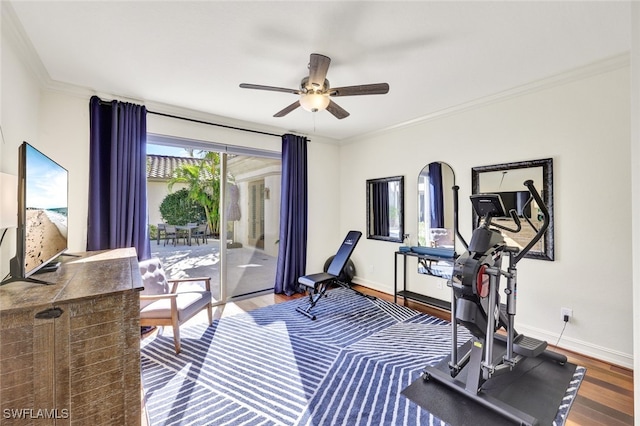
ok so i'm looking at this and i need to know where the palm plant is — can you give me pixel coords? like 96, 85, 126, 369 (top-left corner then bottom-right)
168, 151, 221, 236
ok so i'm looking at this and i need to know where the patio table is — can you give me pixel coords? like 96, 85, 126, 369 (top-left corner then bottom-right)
175, 225, 198, 246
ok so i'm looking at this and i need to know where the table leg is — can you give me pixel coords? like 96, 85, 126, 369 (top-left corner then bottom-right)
394, 253, 398, 304
403, 255, 407, 306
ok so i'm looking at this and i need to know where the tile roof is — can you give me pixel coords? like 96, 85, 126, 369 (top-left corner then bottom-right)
146, 154, 205, 180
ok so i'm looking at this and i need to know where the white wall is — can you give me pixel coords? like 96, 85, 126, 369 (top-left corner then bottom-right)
147, 180, 189, 227
342, 62, 633, 367
306, 141, 342, 271
0, 19, 42, 279
631, 2, 640, 415
38, 91, 90, 253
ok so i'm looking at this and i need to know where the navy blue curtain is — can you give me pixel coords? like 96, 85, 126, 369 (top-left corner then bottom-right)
429, 162, 444, 228
275, 134, 308, 295
372, 182, 389, 236
87, 96, 150, 260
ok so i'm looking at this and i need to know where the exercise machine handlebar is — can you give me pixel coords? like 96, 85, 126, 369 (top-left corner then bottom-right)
514, 180, 549, 263
452, 185, 469, 250
489, 209, 522, 234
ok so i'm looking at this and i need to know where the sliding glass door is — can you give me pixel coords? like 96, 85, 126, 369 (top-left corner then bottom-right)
146, 139, 281, 304
224, 154, 281, 298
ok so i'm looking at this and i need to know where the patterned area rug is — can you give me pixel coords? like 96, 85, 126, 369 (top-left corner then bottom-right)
140, 287, 583, 425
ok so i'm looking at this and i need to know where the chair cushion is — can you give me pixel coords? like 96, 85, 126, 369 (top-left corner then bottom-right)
298, 272, 336, 289
140, 291, 212, 322
139, 258, 171, 309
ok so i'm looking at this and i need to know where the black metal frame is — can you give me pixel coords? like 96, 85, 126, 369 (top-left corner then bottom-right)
365, 175, 404, 243
471, 158, 554, 261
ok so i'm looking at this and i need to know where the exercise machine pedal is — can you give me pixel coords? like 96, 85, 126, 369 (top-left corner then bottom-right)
513, 334, 547, 358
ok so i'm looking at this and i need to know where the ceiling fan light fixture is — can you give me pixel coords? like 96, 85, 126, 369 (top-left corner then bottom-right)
240, 53, 389, 119
299, 92, 330, 112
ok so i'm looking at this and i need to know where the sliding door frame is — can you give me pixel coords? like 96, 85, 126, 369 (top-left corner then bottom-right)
147, 133, 280, 304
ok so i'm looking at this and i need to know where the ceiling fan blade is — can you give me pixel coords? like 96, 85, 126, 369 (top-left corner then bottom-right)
240, 83, 300, 94
273, 101, 301, 117
330, 83, 390, 97
308, 53, 331, 88
326, 100, 350, 119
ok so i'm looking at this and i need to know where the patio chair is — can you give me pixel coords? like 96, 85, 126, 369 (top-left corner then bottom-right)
163, 225, 178, 246
156, 223, 166, 245
139, 258, 213, 354
296, 230, 363, 320
191, 224, 208, 245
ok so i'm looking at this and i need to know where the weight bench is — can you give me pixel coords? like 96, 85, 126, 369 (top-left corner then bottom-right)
296, 230, 364, 320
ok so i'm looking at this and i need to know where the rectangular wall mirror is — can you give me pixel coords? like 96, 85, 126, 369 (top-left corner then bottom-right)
472, 158, 554, 261
366, 176, 404, 242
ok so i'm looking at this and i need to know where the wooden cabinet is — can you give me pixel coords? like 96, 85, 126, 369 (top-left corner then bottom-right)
0, 248, 142, 425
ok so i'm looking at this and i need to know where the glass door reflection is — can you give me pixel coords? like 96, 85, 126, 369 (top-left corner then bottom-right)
225, 154, 281, 298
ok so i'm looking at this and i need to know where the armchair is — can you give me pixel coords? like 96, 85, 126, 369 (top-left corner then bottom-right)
139, 258, 213, 353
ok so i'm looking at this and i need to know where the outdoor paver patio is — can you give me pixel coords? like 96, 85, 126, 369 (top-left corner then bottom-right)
150, 238, 277, 299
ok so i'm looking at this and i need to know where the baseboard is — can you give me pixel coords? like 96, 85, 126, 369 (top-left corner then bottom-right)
505, 324, 633, 370
352, 278, 634, 369
351, 277, 389, 294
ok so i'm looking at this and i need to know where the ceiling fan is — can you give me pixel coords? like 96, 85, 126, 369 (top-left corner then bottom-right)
239, 53, 389, 119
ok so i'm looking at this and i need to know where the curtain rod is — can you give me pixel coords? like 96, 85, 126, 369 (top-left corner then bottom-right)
147, 110, 283, 138
95, 98, 282, 138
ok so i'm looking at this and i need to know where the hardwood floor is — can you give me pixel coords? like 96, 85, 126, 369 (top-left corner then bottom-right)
142, 285, 634, 425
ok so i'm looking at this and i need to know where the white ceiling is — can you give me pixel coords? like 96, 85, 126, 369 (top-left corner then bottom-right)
8, 1, 631, 141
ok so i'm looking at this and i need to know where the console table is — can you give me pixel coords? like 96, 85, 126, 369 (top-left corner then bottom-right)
0, 248, 142, 425
394, 250, 453, 311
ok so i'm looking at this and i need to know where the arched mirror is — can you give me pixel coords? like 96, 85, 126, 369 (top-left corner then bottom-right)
366, 175, 404, 242
471, 158, 554, 261
417, 162, 455, 274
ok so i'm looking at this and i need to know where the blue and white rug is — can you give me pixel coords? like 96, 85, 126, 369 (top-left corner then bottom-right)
141, 287, 584, 425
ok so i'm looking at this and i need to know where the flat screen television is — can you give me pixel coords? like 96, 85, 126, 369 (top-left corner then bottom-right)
2, 142, 68, 285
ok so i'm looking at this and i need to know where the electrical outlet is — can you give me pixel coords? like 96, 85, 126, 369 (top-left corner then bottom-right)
561, 307, 573, 322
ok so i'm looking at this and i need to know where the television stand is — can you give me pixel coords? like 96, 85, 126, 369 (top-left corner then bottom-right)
34, 261, 61, 274
59, 252, 81, 258
0, 275, 55, 286
0, 258, 66, 286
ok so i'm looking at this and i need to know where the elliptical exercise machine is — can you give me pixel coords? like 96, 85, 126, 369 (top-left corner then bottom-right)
422, 180, 567, 426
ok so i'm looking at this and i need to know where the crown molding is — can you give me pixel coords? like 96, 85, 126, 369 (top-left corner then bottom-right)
345, 52, 631, 145
2, 1, 52, 88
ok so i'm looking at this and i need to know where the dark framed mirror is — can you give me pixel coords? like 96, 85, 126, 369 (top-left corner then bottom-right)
366, 176, 404, 242
472, 158, 554, 261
